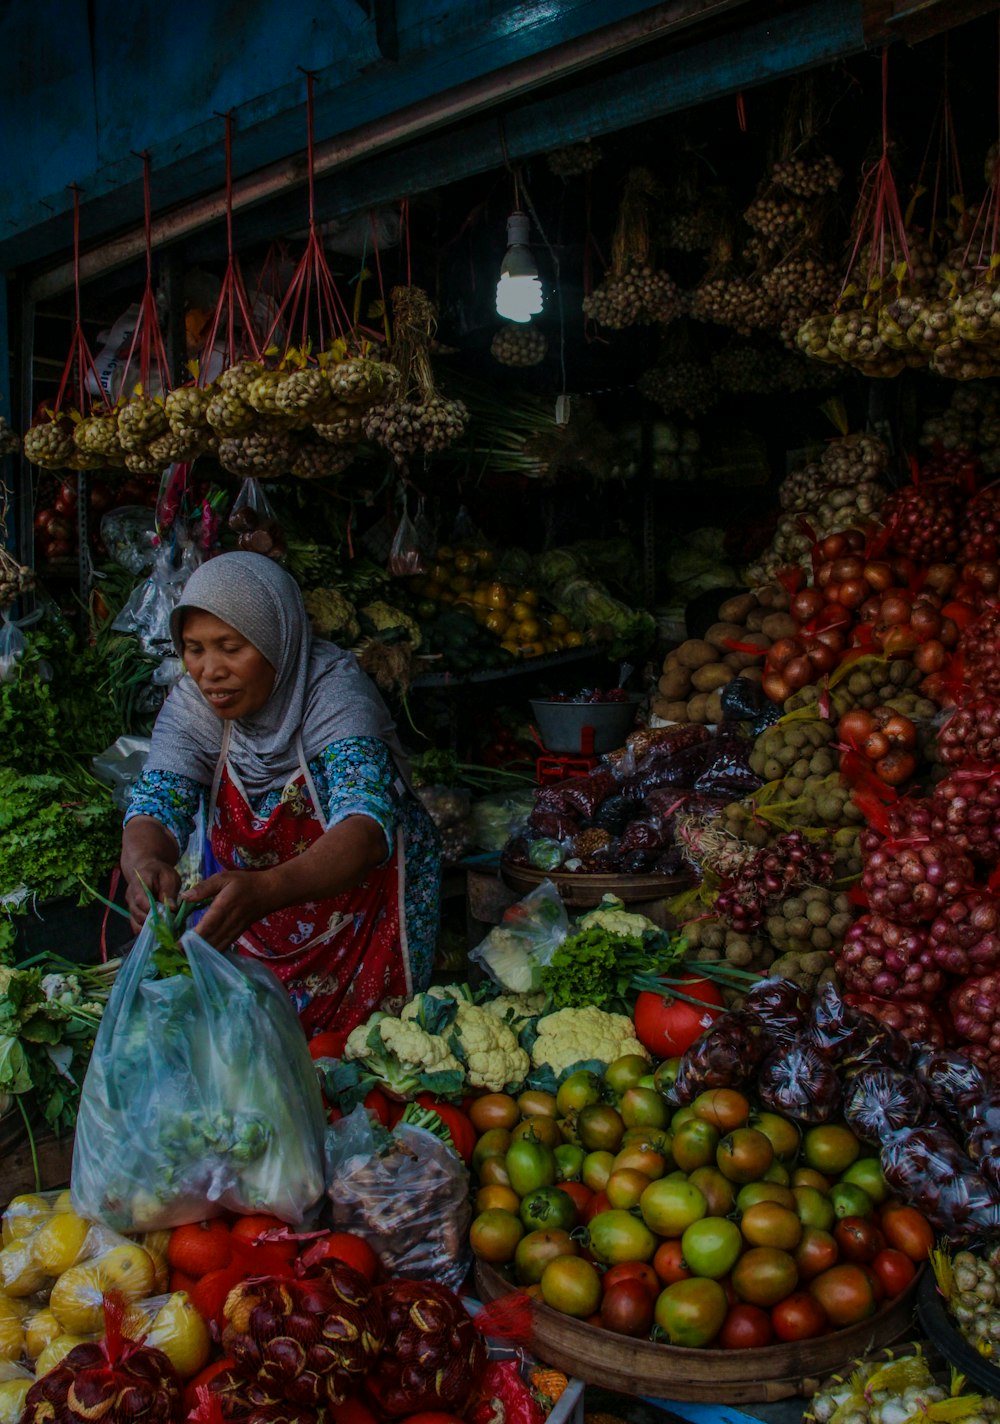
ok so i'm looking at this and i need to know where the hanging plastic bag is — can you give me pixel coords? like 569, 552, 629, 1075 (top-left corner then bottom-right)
469, 879, 569, 993
0, 608, 43, 684
111, 550, 191, 657
71, 923, 326, 1232
388, 501, 429, 576
326, 1105, 471, 1291
227, 478, 287, 560
100, 507, 158, 574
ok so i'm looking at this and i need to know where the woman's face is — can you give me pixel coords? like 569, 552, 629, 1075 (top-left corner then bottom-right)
181, 610, 276, 720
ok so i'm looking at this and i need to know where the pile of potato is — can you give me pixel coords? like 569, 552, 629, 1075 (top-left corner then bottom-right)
748, 715, 836, 789
784, 659, 927, 718
679, 915, 775, 974
652, 584, 793, 723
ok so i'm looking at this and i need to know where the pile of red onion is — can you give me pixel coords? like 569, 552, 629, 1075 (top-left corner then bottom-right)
949, 972, 1000, 1075
960, 606, 1000, 698
938, 698, 1000, 766
836, 915, 944, 1001
930, 770, 1000, 866
861, 839, 976, 924
881, 481, 963, 562
928, 892, 1000, 975
841, 992, 946, 1048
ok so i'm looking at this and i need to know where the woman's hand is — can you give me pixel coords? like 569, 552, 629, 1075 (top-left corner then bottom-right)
126, 860, 182, 935
181, 870, 279, 950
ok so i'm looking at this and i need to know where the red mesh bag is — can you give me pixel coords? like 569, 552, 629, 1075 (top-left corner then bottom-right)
21, 1293, 182, 1423
365, 1280, 487, 1418
221, 1261, 383, 1411
843, 994, 946, 1050
466, 1361, 546, 1424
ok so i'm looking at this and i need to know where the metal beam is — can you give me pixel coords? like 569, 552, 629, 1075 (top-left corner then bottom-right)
25, 0, 750, 301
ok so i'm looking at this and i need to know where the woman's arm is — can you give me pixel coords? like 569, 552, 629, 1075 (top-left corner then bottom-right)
121, 816, 183, 931
182, 814, 387, 949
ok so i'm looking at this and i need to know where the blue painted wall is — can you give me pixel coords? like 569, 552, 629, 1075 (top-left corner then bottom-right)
0, 0, 687, 272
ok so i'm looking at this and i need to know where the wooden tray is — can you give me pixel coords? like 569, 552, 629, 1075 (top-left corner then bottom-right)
499, 859, 689, 907
475, 1260, 923, 1404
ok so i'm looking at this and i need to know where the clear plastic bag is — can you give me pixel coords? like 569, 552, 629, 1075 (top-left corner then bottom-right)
880, 1122, 1000, 1237
671, 1013, 769, 1104
804, 981, 871, 1062
71, 923, 326, 1233
843, 1067, 928, 1144
227, 479, 287, 560
111, 550, 191, 657
388, 504, 428, 576
326, 1107, 471, 1291
469, 879, 569, 993
0, 609, 42, 684
100, 506, 158, 575
471, 789, 536, 852
914, 1046, 991, 1118
741, 978, 812, 1044
92, 736, 153, 812
693, 732, 763, 798
757, 1038, 842, 1124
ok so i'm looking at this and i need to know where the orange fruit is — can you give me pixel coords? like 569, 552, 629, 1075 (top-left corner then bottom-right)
167, 1220, 232, 1279
563, 631, 584, 648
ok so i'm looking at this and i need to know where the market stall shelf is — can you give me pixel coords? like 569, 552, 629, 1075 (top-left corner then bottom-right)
500, 858, 688, 907
0, 1125, 73, 1198
474, 1261, 923, 1404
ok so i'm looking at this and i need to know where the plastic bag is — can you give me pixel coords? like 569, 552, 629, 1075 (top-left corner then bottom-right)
471, 790, 536, 852
555, 770, 618, 819
757, 1038, 842, 1124
0, 609, 42, 684
843, 1067, 928, 1144
742, 978, 812, 1044
92, 735, 153, 812
100, 506, 158, 575
0, 1188, 148, 1311
693, 731, 763, 798
227, 479, 287, 560
71, 923, 326, 1232
469, 880, 569, 993
112, 550, 191, 657
417, 785, 474, 864
326, 1107, 471, 1291
880, 1122, 1000, 1237
387, 504, 428, 576
671, 1013, 769, 1104
720, 676, 782, 735
804, 981, 871, 1063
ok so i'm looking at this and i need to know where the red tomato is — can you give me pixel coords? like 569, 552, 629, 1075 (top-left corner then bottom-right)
834, 1217, 883, 1265
301, 1231, 381, 1282
415, 1094, 476, 1165
718, 1303, 774, 1350
809, 1264, 878, 1327
556, 1181, 594, 1217
582, 1191, 611, 1224
771, 1291, 828, 1342
327, 1105, 344, 1124
601, 1279, 655, 1337
307, 1030, 349, 1060
653, 1239, 692, 1286
633, 976, 724, 1058
871, 1248, 917, 1299
603, 1261, 660, 1301
880, 1204, 934, 1262
364, 1087, 394, 1128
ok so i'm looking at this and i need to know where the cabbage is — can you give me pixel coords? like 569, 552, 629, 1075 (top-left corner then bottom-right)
536, 549, 585, 585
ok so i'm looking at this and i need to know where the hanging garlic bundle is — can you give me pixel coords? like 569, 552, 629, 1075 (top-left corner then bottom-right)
638, 360, 717, 418
583, 167, 680, 328
491, 326, 547, 366
0, 484, 33, 611
362, 286, 468, 464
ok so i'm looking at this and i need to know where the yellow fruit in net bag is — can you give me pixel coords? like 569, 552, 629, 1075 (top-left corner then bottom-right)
139, 1231, 171, 1294
0, 1302, 23, 1363
24, 1308, 62, 1360
49, 1264, 105, 1335
1, 1195, 49, 1247
0, 1378, 30, 1424
96, 1244, 156, 1301
142, 1292, 210, 1379
35, 1336, 89, 1377
30, 1212, 90, 1276
51, 1190, 74, 1214
0, 1245, 46, 1298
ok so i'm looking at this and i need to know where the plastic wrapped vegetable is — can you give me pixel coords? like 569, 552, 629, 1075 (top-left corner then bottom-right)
804, 981, 871, 1063
741, 978, 811, 1044
469, 880, 568, 994
367, 1279, 487, 1419
913, 1047, 991, 1119
221, 1260, 383, 1410
966, 1090, 1000, 1190
693, 732, 764, 798
326, 1106, 471, 1291
757, 1038, 842, 1124
843, 1067, 928, 1144
880, 1122, 1000, 1237
671, 1012, 769, 1104
71, 922, 326, 1232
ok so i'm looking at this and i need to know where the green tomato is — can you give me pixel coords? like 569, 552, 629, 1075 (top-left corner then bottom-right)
505, 1138, 557, 1197
654, 1278, 728, 1347
639, 1177, 707, 1237
830, 1182, 873, 1220
839, 1157, 889, 1205
680, 1216, 743, 1280
620, 1087, 670, 1131
588, 1208, 658, 1265
556, 1070, 603, 1117
792, 1186, 835, 1233
519, 1186, 577, 1233
603, 1054, 651, 1098
554, 1144, 586, 1182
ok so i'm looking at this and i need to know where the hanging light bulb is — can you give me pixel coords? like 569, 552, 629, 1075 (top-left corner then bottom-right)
496, 211, 543, 324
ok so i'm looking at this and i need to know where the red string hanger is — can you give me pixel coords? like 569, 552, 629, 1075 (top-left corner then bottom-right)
111, 153, 177, 475
22, 186, 120, 471
161, 114, 260, 465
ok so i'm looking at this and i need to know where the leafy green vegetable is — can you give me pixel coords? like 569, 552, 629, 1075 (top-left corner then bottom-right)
0, 769, 120, 923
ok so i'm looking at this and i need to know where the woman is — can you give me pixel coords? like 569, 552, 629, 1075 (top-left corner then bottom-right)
121, 550, 439, 1040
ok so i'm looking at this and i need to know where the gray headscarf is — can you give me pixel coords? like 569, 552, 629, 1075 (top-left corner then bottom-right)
144, 551, 412, 800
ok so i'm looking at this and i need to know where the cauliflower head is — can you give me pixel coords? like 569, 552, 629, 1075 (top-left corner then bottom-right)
484, 992, 547, 1030
343, 1011, 464, 1098
360, 601, 422, 650
451, 1003, 529, 1092
303, 588, 360, 644
531, 1006, 650, 1079
577, 895, 658, 939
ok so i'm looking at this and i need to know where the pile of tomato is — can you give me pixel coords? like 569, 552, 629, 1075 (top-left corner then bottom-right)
467, 1060, 932, 1350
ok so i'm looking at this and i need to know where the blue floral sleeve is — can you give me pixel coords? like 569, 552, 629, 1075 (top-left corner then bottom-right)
124, 769, 204, 849
310, 737, 401, 859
